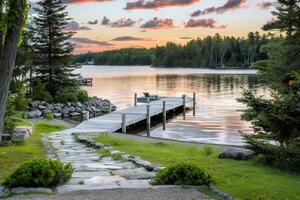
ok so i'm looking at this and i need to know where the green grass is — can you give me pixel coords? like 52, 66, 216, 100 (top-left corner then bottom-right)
0, 120, 65, 182
95, 135, 300, 200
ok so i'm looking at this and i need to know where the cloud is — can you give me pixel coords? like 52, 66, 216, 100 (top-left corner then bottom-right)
141, 17, 175, 29
191, 0, 247, 17
110, 18, 136, 27
185, 18, 226, 28
125, 0, 200, 10
62, 0, 112, 4
88, 20, 98, 25
101, 16, 110, 25
65, 21, 91, 30
180, 37, 192, 39
72, 37, 114, 46
256, 1, 274, 9
112, 36, 148, 41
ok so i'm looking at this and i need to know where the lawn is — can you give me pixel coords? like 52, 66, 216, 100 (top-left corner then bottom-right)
95, 135, 300, 200
0, 120, 65, 181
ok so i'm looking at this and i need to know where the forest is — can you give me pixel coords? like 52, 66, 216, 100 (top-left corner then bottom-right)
73, 32, 277, 68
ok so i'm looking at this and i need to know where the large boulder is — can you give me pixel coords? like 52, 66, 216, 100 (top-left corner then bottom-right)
27, 110, 42, 119
38, 105, 47, 110
218, 148, 253, 160
53, 113, 62, 118
62, 107, 70, 114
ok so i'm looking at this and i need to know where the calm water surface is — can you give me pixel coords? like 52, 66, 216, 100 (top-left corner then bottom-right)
75, 65, 269, 146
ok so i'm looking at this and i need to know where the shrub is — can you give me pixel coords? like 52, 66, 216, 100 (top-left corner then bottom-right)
54, 87, 89, 103
245, 136, 300, 172
4, 96, 16, 134
150, 163, 213, 187
3, 159, 74, 188
32, 80, 53, 102
46, 113, 54, 120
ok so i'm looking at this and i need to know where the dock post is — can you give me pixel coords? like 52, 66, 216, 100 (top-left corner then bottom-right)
183, 95, 186, 120
193, 92, 196, 116
122, 114, 126, 134
109, 103, 112, 113
147, 97, 150, 103
146, 104, 151, 137
163, 101, 166, 130
134, 93, 137, 106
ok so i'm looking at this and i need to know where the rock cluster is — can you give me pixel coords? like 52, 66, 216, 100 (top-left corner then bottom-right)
26, 96, 116, 119
218, 148, 253, 160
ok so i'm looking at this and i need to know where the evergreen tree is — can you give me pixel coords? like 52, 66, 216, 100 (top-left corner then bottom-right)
238, 0, 300, 171
31, 0, 78, 97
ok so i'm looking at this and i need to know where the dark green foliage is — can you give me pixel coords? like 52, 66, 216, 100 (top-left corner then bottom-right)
4, 96, 16, 134
239, 0, 300, 171
31, 0, 79, 97
54, 87, 89, 103
3, 159, 74, 188
150, 163, 213, 187
245, 136, 300, 172
74, 32, 271, 68
32, 79, 53, 102
73, 48, 153, 66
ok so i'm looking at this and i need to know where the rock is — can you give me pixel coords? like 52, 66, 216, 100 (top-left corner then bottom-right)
27, 110, 42, 119
67, 102, 72, 107
75, 102, 83, 107
0, 186, 9, 198
38, 105, 47, 110
30, 101, 39, 108
69, 107, 76, 112
112, 168, 156, 180
42, 109, 51, 115
53, 113, 62, 118
218, 148, 253, 160
10, 187, 53, 194
62, 107, 70, 114
14, 126, 33, 136
70, 112, 81, 117
47, 104, 54, 110
75, 107, 82, 112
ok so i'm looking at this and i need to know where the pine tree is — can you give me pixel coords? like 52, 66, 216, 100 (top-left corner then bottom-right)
31, 0, 78, 97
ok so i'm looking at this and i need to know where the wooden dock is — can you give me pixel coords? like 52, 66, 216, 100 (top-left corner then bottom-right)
77, 77, 93, 86
74, 95, 195, 135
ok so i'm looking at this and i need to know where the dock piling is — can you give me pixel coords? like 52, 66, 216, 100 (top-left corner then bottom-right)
183, 95, 186, 120
122, 114, 126, 134
146, 104, 151, 136
163, 101, 166, 130
147, 97, 150, 103
134, 93, 137, 106
193, 92, 196, 116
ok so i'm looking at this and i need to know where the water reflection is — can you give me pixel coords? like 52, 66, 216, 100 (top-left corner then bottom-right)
76, 65, 268, 146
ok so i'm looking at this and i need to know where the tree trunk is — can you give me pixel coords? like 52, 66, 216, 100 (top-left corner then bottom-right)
0, 0, 27, 143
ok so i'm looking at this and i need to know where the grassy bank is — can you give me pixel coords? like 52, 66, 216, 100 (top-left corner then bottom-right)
95, 135, 300, 200
0, 120, 65, 181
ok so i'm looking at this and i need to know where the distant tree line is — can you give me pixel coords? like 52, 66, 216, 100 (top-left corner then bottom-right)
73, 32, 277, 68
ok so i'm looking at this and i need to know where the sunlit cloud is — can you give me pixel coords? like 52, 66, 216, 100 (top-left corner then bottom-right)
112, 36, 149, 41
191, 0, 247, 17
141, 17, 175, 29
185, 18, 226, 29
125, 0, 200, 10
256, 1, 275, 9
101, 17, 137, 27
72, 37, 114, 46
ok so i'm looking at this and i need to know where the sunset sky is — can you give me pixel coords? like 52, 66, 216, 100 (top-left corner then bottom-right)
32, 0, 276, 53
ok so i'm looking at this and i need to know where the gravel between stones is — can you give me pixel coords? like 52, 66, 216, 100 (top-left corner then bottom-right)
5, 188, 210, 200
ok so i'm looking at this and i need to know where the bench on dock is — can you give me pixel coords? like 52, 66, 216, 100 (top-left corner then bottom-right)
76, 75, 93, 86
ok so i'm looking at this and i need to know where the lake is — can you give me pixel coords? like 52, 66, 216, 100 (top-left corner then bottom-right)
75, 65, 269, 146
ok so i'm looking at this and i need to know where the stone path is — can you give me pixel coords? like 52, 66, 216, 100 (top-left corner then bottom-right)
47, 129, 159, 193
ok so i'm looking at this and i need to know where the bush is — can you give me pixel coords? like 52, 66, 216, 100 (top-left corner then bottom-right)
245, 136, 300, 172
3, 159, 74, 188
46, 113, 54, 120
54, 87, 89, 103
150, 163, 213, 187
4, 96, 16, 134
32, 80, 53, 102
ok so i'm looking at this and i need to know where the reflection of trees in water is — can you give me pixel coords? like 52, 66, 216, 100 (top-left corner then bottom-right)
156, 74, 262, 94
